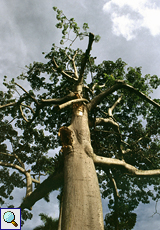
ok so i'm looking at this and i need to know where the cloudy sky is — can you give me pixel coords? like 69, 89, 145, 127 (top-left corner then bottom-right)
0, 0, 160, 229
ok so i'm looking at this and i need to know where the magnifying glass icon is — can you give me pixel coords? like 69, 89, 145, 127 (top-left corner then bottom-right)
3, 211, 18, 227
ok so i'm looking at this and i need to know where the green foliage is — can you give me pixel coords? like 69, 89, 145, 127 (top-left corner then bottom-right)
53, 7, 100, 46
33, 213, 58, 230
104, 211, 137, 229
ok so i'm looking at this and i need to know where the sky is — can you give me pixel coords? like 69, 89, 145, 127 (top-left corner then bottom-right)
0, 0, 160, 229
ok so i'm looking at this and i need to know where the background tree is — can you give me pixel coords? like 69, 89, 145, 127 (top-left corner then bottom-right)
33, 213, 58, 230
1, 7, 160, 229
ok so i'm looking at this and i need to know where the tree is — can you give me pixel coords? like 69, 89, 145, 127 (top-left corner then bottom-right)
1, 7, 160, 229
33, 213, 58, 230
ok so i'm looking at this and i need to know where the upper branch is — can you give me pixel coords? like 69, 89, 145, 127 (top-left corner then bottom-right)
78, 33, 94, 84
93, 154, 160, 177
121, 80, 160, 109
87, 82, 123, 111
65, 50, 79, 79
41, 92, 76, 105
52, 57, 78, 82
58, 98, 88, 110
87, 80, 160, 111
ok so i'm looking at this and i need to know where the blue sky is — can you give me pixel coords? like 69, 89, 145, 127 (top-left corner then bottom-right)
0, 0, 160, 229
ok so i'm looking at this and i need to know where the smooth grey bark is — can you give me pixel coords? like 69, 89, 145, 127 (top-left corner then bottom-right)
59, 105, 104, 230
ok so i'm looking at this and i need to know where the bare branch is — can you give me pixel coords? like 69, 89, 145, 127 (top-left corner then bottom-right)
58, 98, 88, 110
122, 149, 132, 154
10, 144, 25, 169
0, 149, 25, 169
84, 85, 93, 96
41, 92, 76, 105
0, 102, 17, 109
20, 105, 29, 122
0, 152, 14, 157
93, 154, 160, 176
95, 116, 123, 158
19, 172, 63, 210
95, 117, 119, 128
99, 84, 106, 88
108, 95, 123, 117
0, 161, 25, 174
72, 51, 79, 79
32, 178, 40, 184
21, 103, 35, 114
78, 33, 95, 84
107, 169, 120, 198
65, 50, 79, 79
119, 80, 160, 109
92, 82, 98, 91
87, 82, 123, 111
52, 57, 78, 81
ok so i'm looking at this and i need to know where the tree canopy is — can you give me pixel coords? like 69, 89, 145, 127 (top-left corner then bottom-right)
1, 7, 160, 229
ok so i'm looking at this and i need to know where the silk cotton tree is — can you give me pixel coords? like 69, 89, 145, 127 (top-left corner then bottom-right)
1, 7, 160, 230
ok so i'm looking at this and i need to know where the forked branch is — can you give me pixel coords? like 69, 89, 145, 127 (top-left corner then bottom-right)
87, 80, 160, 111
52, 57, 78, 81
19, 172, 63, 210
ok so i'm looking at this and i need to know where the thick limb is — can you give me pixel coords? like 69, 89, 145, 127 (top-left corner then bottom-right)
93, 154, 160, 176
87, 80, 160, 111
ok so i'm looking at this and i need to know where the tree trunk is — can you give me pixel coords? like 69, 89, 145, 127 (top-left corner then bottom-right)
59, 104, 104, 230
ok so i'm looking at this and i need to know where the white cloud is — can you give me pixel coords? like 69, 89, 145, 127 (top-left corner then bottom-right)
103, 0, 160, 40
141, 7, 160, 35
111, 13, 141, 40
103, 0, 150, 11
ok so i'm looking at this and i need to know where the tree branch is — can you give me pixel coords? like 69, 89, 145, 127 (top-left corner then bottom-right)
19, 172, 63, 210
41, 92, 76, 105
58, 98, 88, 110
0, 102, 17, 109
78, 33, 94, 84
93, 154, 160, 177
52, 57, 78, 81
0, 161, 26, 174
21, 103, 35, 114
15, 83, 40, 105
10, 145, 25, 169
0, 152, 15, 157
31, 178, 40, 184
87, 82, 123, 111
87, 80, 160, 111
107, 169, 120, 198
108, 95, 123, 117
19, 105, 29, 122
120, 80, 160, 109
65, 50, 79, 79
